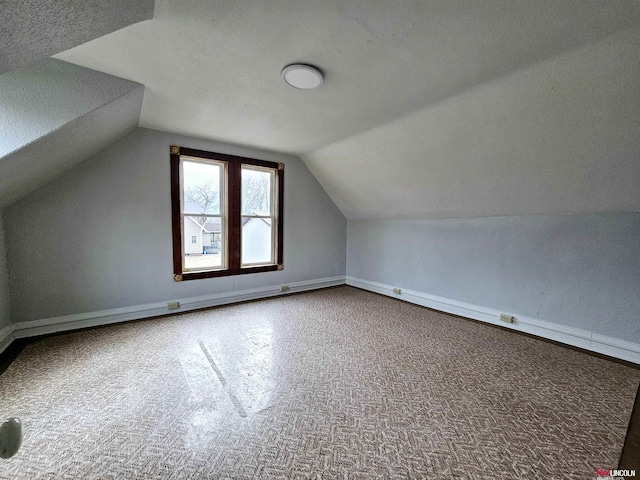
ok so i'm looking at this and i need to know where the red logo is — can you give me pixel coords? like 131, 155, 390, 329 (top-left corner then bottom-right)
596, 469, 611, 477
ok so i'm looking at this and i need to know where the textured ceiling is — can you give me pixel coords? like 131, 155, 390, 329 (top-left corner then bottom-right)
0, 0, 154, 74
304, 26, 640, 219
9, 0, 637, 219
55, 0, 640, 154
0, 59, 144, 207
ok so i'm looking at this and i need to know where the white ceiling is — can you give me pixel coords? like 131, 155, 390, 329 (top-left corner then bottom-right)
27, 0, 640, 220
55, 0, 640, 154
0, 59, 144, 207
0, 0, 153, 74
305, 26, 640, 219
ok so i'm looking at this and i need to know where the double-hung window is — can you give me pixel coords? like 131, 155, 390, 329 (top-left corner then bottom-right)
170, 145, 284, 281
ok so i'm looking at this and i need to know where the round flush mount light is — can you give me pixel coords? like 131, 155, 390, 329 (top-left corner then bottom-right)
281, 64, 324, 90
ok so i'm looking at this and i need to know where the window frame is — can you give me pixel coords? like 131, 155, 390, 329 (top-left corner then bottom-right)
170, 145, 284, 282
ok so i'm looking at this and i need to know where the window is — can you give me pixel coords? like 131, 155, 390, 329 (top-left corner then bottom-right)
170, 145, 284, 281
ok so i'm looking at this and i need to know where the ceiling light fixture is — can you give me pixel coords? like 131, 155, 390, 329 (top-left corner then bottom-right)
281, 64, 323, 90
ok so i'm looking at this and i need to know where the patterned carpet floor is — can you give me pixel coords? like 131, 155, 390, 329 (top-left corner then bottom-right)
0, 286, 638, 479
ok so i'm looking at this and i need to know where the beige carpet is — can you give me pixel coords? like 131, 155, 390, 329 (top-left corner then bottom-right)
0, 286, 638, 479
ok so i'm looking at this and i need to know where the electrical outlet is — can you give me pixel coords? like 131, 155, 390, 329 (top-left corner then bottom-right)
393, 288, 402, 295
279, 285, 290, 292
500, 313, 514, 324
167, 301, 180, 310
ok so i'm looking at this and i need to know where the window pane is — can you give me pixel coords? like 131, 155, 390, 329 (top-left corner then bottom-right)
241, 217, 273, 265
183, 216, 223, 270
241, 167, 272, 215
183, 160, 221, 214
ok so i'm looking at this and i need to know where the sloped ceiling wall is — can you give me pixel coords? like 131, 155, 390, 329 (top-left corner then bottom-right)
51, 0, 640, 221
0, 3, 152, 329
0, 0, 154, 74
0, 59, 144, 206
303, 25, 640, 220
1, 1, 638, 219
0, 0, 153, 208
55, 0, 640, 155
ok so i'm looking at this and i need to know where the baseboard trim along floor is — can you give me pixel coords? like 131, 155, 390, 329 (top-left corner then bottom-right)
0, 276, 347, 355
346, 276, 640, 365
2, 275, 638, 366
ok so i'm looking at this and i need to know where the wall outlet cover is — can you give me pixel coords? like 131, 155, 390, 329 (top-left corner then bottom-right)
500, 313, 514, 323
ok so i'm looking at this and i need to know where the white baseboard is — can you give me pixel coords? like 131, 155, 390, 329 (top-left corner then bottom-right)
346, 276, 640, 365
0, 276, 346, 353
4, 275, 638, 366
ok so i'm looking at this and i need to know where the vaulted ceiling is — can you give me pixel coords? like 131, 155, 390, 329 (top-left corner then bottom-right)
0, 0, 152, 207
0, 59, 144, 206
2, 1, 640, 218
55, 0, 640, 154
0, 0, 154, 74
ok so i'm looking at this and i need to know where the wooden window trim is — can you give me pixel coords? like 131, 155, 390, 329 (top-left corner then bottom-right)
170, 146, 284, 281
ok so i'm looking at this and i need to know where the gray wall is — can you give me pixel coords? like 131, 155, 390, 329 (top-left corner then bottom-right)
0, 218, 11, 329
4, 128, 346, 323
347, 213, 640, 343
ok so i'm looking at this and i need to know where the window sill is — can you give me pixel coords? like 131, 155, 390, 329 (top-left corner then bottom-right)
175, 264, 282, 281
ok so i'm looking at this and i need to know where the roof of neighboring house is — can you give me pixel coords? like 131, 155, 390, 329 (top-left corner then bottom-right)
186, 215, 221, 233
186, 214, 269, 231
242, 210, 272, 227
242, 217, 272, 227
203, 219, 221, 233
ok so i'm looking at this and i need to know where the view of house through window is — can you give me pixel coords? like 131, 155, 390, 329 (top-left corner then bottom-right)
241, 166, 275, 265
171, 146, 284, 281
182, 158, 224, 272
